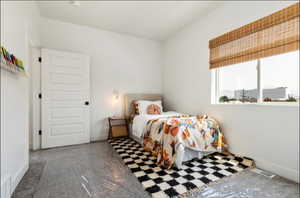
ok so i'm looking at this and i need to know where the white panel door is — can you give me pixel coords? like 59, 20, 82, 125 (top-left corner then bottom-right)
41, 49, 90, 148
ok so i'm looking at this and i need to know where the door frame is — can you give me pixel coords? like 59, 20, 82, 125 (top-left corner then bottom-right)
30, 47, 42, 150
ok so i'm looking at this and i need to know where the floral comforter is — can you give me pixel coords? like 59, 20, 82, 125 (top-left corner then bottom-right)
143, 115, 227, 169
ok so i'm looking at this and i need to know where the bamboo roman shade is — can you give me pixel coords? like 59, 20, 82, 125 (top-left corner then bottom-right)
209, 3, 300, 69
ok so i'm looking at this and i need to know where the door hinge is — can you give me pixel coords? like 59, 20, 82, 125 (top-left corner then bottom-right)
38, 93, 42, 99
38, 57, 42, 63
38, 130, 42, 135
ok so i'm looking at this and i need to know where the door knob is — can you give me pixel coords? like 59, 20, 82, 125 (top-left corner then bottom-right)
85, 101, 90, 106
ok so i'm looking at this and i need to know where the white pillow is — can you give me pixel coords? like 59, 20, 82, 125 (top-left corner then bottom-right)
137, 100, 163, 115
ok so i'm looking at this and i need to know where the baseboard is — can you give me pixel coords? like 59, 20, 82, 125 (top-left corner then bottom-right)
10, 163, 29, 196
1, 175, 11, 198
91, 136, 107, 142
255, 158, 299, 183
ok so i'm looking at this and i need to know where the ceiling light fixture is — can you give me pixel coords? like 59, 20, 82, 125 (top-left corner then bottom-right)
70, 1, 81, 7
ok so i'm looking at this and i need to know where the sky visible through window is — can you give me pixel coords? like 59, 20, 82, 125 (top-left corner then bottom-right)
219, 60, 257, 98
218, 50, 299, 102
261, 50, 299, 98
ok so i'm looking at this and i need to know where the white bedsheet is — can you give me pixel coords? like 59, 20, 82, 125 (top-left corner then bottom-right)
132, 111, 181, 139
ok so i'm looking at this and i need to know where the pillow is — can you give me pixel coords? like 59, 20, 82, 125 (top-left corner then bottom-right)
137, 100, 163, 115
147, 104, 162, 115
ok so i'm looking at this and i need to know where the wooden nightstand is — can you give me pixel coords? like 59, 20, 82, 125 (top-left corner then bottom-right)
108, 116, 129, 139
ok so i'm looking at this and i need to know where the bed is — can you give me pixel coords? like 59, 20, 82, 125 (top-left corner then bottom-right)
124, 94, 177, 143
124, 93, 226, 169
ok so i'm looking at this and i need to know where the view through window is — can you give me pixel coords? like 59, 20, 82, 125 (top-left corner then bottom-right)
261, 51, 299, 103
216, 51, 299, 104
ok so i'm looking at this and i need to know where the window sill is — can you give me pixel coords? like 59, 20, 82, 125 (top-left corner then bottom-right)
211, 102, 299, 107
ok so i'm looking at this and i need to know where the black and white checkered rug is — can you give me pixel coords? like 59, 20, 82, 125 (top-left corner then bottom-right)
109, 137, 254, 198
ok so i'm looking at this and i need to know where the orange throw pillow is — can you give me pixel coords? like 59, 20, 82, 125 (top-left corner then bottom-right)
147, 104, 162, 115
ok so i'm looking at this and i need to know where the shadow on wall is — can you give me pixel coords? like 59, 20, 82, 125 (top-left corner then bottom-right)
96, 118, 109, 141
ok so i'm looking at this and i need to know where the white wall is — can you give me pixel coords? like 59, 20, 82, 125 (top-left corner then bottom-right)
0, 1, 40, 197
162, 1, 299, 182
40, 18, 162, 141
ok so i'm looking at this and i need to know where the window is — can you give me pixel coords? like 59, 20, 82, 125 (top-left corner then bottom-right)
214, 51, 299, 104
209, 3, 299, 105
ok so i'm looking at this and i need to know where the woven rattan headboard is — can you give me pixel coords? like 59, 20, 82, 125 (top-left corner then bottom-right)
124, 93, 163, 119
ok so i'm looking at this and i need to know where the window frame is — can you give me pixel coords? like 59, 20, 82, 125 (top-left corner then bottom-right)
212, 57, 299, 106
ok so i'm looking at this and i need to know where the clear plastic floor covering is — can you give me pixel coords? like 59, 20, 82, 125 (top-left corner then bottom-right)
12, 141, 299, 198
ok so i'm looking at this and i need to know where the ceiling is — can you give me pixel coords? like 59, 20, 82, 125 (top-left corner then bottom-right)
37, 1, 223, 41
